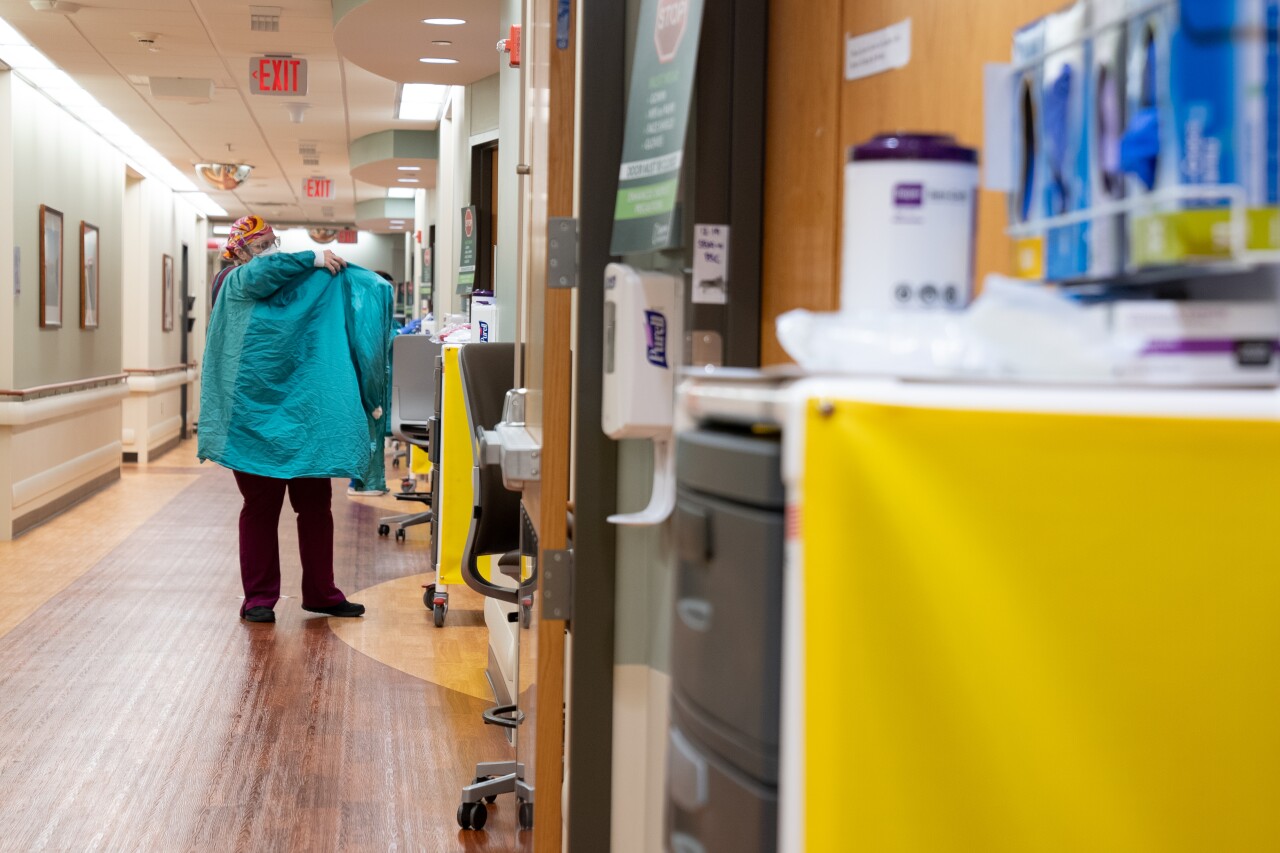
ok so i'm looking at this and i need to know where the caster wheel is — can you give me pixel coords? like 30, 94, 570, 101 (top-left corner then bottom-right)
378, 524, 390, 537
433, 603, 447, 628
518, 799, 534, 830
395, 528, 406, 542
457, 801, 488, 831
423, 584, 435, 609
472, 776, 498, 803
392, 458, 400, 469
401, 478, 414, 493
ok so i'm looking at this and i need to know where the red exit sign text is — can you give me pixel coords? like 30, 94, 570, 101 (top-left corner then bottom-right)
250, 55, 309, 96
304, 177, 335, 199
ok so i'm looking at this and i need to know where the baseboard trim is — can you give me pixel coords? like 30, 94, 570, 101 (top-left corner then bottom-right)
12, 467, 120, 537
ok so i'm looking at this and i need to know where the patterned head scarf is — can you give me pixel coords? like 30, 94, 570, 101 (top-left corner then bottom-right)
222, 215, 275, 261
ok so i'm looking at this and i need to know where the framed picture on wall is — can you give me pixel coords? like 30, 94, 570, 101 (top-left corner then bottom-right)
39, 204, 63, 328
161, 253, 174, 332
80, 222, 99, 330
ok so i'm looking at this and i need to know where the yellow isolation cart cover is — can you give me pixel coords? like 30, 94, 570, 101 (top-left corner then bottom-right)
798, 387, 1280, 852
435, 346, 472, 587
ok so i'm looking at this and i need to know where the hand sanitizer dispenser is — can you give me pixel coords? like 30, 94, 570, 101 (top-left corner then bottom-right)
602, 263, 681, 526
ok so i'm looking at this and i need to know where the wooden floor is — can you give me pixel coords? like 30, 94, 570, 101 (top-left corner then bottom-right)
0, 441, 531, 851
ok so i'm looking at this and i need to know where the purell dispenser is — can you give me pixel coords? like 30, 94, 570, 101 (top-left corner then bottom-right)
602, 263, 682, 526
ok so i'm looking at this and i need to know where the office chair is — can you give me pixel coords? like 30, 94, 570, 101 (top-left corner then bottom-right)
451, 342, 535, 832
376, 334, 441, 542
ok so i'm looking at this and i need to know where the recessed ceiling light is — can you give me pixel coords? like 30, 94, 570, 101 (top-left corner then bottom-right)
397, 178, 419, 183
432, 40, 452, 46
419, 57, 458, 65
397, 166, 421, 171
387, 188, 415, 199
422, 18, 465, 25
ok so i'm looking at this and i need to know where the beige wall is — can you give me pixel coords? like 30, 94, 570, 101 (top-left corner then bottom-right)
1, 70, 213, 535
11, 75, 125, 387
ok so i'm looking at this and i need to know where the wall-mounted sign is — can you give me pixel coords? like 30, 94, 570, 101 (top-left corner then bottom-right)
421, 246, 433, 285
303, 177, 335, 199
337, 229, 358, 244
610, 0, 707, 254
249, 55, 308, 96
457, 205, 477, 293
692, 223, 729, 304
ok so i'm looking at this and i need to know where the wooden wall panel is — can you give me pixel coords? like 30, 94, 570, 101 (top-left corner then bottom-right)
760, 0, 843, 365
761, 0, 1065, 365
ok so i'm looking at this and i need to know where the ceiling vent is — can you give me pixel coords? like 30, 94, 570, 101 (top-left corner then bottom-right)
150, 77, 214, 103
321, 206, 335, 218
302, 157, 320, 166
298, 141, 318, 155
250, 6, 281, 32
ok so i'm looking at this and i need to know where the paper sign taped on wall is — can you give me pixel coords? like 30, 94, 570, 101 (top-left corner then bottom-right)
846, 18, 912, 82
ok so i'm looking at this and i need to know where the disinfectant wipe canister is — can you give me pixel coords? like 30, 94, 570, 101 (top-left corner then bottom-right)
842, 133, 980, 312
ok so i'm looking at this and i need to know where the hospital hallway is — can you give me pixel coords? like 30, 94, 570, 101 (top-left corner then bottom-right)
0, 440, 531, 851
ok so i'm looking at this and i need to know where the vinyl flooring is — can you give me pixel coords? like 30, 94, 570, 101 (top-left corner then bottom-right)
0, 441, 531, 852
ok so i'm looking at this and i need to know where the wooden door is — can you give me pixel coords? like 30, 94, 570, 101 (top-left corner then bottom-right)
515, 0, 576, 849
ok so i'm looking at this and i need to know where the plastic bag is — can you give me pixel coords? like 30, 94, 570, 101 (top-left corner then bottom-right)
776, 276, 1123, 381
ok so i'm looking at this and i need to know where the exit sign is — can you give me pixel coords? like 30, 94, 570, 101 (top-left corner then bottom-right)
337, 229, 358, 244
303, 177, 335, 199
249, 55, 308, 96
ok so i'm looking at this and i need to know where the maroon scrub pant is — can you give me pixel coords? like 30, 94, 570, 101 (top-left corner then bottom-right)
232, 471, 346, 613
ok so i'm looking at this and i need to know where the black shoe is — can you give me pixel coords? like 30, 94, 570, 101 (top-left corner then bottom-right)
242, 606, 276, 623
302, 600, 365, 618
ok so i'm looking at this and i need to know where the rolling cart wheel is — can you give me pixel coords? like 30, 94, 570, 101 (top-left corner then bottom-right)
378, 524, 390, 537
395, 528, 406, 542
392, 457, 399, 469
472, 776, 498, 803
457, 801, 488, 831
423, 584, 435, 609
518, 799, 534, 830
401, 477, 414, 493
433, 602, 447, 628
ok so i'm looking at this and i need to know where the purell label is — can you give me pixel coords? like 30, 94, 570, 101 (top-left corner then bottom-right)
478, 320, 490, 341
644, 309, 669, 368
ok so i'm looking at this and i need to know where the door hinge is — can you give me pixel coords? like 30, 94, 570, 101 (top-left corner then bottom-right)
541, 548, 573, 620
547, 217, 578, 289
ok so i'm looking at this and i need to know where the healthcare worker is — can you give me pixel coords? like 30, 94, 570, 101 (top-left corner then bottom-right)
199, 215, 394, 624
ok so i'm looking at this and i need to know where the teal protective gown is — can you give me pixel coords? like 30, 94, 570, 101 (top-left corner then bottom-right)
198, 252, 393, 484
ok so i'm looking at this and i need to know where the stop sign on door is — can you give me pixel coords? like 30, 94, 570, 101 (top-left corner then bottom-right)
463, 208, 475, 237
654, 0, 688, 63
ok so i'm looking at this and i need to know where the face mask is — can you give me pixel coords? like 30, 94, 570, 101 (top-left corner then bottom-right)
257, 244, 280, 257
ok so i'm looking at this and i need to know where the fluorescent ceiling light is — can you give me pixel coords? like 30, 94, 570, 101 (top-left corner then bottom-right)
422, 18, 465, 25
212, 224, 232, 235
419, 57, 458, 65
397, 179, 419, 184
0, 16, 219, 209
389, 219, 406, 224
396, 82, 448, 121
14, 67, 76, 89
397, 166, 421, 171
0, 43, 56, 70
386, 188, 415, 199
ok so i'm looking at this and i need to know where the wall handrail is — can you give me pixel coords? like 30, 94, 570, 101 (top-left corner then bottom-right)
0, 373, 129, 402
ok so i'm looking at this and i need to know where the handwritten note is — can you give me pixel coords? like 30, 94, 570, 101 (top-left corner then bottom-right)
693, 224, 729, 305
846, 18, 912, 81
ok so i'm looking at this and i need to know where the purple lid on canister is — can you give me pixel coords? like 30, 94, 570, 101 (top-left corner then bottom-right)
849, 133, 978, 164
